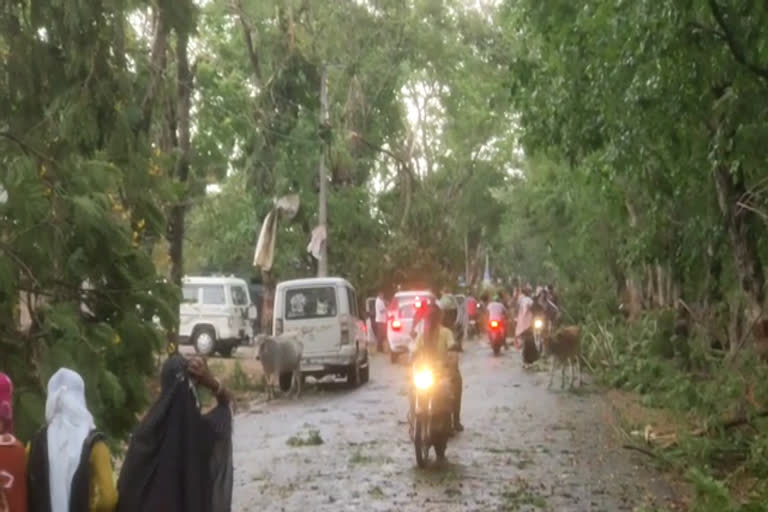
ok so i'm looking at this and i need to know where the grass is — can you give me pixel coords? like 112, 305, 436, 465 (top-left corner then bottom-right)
286, 429, 324, 447
501, 478, 548, 511
368, 486, 385, 499
349, 449, 394, 465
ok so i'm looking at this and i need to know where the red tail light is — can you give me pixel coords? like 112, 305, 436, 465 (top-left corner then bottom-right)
391, 319, 402, 330
490, 320, 499, 329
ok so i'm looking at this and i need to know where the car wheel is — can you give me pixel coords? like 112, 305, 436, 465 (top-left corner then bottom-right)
193, 327, 216, 356
360, 353, 370, 384
347, 358, 361, 388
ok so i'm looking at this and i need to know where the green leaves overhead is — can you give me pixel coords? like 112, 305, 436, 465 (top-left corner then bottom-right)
0, 0, 179, 441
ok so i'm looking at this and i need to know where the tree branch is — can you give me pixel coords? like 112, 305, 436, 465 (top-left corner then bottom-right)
233, 0, 262, 88
707, 0, 768, 82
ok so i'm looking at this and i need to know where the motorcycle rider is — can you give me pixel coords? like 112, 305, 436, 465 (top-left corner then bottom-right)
487, 294, 508, 350
438, 291, 463, 351
409, 298, 464, 433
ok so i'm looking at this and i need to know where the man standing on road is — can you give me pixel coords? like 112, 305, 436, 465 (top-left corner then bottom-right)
375, 291, 388, 353
515, 285, 534, 350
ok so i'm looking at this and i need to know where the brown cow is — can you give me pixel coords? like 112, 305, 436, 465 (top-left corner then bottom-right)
542, 325, 582, 389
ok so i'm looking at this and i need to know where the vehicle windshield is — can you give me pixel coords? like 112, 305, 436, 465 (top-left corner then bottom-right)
285, 287, 338, 319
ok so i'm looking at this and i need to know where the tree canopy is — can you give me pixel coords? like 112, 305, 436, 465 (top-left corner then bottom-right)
3, 0, 768, 505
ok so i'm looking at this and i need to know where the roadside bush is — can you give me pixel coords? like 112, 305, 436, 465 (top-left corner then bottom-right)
583, 313, 768, 510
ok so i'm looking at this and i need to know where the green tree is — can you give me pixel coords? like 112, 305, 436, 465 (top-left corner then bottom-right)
0, 0, 179, 441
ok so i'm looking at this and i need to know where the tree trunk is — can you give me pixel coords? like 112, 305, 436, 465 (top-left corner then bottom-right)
165, 27, 193, 351
625, 276, 643, 321
261, 270, 274, 333
139, 8, 169, 134
168, 29, 192, 287
464, 231, 470, 289
645, 264, 654, 309
712, 162, 765, 351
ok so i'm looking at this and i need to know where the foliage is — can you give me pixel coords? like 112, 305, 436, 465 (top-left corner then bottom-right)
496, 0, 768, 506
0, 0, 179, 441
581, 313, 768, 509
286, 429, 324, 447
184, 0, 512, 298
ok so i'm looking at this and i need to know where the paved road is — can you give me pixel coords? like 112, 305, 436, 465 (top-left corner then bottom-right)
231, 338, 678, 511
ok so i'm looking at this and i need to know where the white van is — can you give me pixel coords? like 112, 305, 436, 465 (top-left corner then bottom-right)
180, 276, 257, 357
273, 277, 369, 386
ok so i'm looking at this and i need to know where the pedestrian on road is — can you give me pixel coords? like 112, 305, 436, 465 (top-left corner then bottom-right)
0, 372, 27, 512
27, 368, 118, 512
514, 285, 534, 350
117, 355, 234, 512
374, 291, 388, 353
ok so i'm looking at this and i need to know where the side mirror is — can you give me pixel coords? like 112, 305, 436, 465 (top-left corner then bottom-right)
247, 305, 258, 320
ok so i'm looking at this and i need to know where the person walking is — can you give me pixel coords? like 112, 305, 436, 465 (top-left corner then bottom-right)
514, 285, 534, 350
374, 291, 388, 353
27, 368, 118, 512
0, 372, 27, 512
117, 355, 234, 512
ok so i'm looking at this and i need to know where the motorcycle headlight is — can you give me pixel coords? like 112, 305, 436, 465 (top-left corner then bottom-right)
534, 318, 544, 330
414, 368, 434, 390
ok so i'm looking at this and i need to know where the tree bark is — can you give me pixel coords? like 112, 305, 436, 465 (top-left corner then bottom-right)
712, 162, 765, 351
168, 29, 193, 288
713, 164, 765, 308
139, 7, 169, 135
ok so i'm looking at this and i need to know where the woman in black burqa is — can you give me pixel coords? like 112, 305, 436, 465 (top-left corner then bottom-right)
116, 355, 234, 512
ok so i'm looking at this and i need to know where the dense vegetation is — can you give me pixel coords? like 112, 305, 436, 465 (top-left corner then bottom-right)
2, 0, 768, 508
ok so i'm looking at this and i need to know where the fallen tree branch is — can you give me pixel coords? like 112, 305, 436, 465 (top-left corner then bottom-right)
633, 409, 768, 450
719, 409, 768, 431
622, 443, 663, 460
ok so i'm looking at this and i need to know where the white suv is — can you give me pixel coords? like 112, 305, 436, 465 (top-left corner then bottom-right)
386, 291, 436, 363
179, 276, 257, 357
273, 277, 370, 387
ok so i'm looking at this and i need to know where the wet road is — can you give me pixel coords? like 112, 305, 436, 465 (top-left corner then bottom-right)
231, 338, 677, 511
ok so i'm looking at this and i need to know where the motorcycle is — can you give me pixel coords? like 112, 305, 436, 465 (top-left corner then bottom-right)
487, 319, 506, 356
410, 363, 454, 468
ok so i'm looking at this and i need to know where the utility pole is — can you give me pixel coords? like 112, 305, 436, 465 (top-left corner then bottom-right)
317, 64, 329, 277
464, 230, 470, 290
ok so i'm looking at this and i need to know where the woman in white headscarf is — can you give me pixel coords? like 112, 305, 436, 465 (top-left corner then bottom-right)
27, 368, 118, 512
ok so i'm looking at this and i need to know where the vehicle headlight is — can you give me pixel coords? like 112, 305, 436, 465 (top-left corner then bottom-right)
534, 318, 544, 330
414, 368, 434, 390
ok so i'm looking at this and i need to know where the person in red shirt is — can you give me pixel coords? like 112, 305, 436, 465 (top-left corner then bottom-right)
0, 372, 27, 512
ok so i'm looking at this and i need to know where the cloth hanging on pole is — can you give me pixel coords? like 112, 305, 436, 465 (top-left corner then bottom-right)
253, 210, 278, 271
306, 225, 327, 261
253, 194, 300, 272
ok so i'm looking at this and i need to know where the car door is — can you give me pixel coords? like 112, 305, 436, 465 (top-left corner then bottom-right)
200, 284, 228, 337
179, 284, 201, 338
346, 286, 366, 351
228, 283, 250, 335
282, 285, 341, 357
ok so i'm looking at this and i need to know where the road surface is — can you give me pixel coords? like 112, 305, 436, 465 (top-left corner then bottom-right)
231, 338, 678, 511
